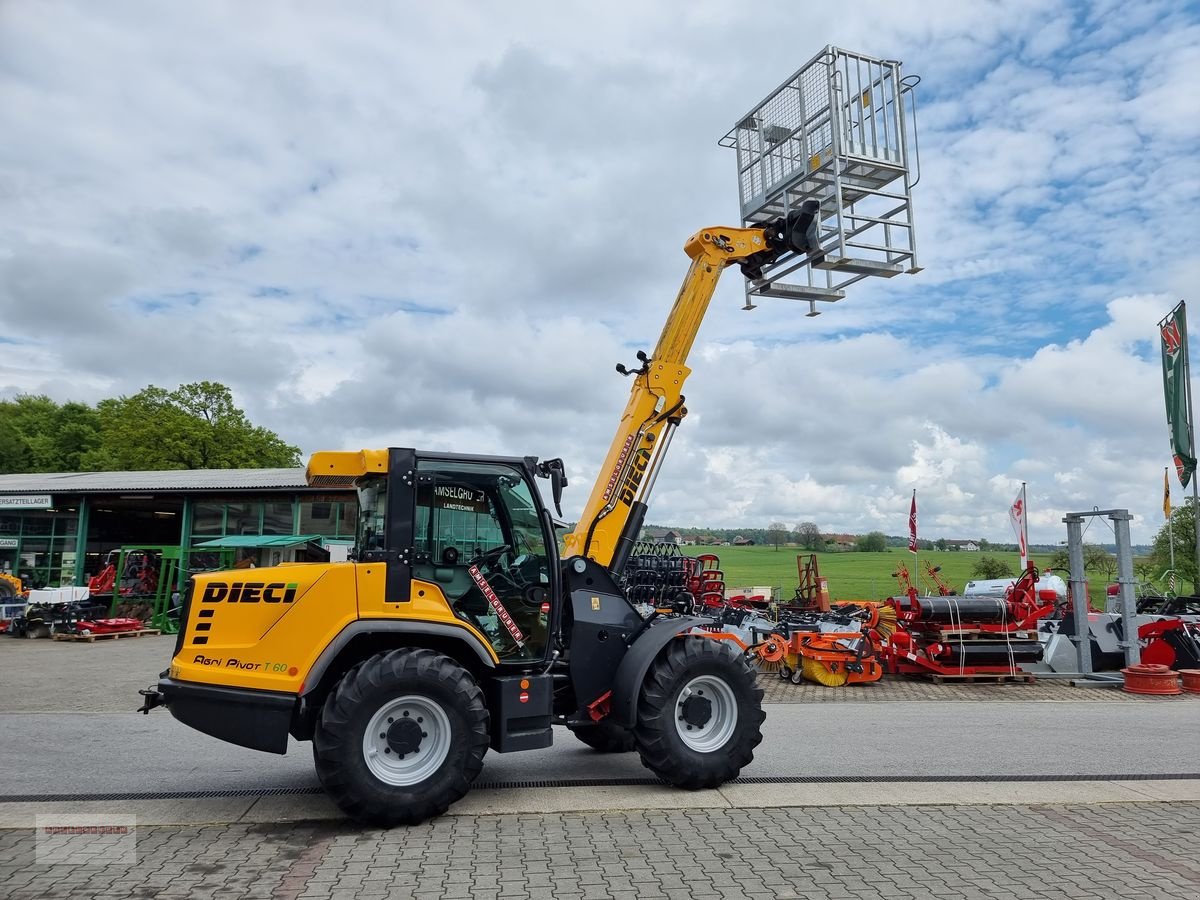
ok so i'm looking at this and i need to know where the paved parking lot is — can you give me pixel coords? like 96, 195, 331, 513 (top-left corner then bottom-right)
4, 634, 1199, 899
4, 634, 1195, 712
3, 802, 1199, 900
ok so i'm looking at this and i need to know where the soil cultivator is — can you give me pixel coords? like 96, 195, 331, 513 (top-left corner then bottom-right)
620, 542, 770, 614
879, 564, 1053, 680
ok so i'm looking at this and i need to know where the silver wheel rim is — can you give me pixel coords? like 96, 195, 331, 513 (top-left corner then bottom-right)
674, 674, 738, 753
362, 694, 452, 786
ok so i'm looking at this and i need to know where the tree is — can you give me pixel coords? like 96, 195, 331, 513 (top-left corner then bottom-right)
935, 538, 948, 552
971, 555, 1013, 579
81, 382, 301, 471
978, 538, 991, 551
1082, 544, 1116, 579
0, 395, 101, 473
1150, 499, 1197, 588
796, 522, 821, 550
859, 531, 887, 552
766, 522, 788, 550
0, 382, 300, 473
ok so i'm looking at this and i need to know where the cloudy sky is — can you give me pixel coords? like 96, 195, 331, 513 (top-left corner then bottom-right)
2, 1, 1197, 544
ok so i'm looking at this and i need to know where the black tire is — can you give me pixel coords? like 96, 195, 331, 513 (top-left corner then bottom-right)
633, 638, 765, 789
568, 718, 636, 753
313, 648, 490, 826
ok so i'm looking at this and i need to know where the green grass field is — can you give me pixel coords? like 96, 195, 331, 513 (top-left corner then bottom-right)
703, 546, 1057, 601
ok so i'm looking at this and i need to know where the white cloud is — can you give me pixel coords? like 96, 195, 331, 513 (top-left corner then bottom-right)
1, 0, 1197, 546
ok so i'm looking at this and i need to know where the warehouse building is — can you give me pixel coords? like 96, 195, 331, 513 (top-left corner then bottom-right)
0, 469, 357, 590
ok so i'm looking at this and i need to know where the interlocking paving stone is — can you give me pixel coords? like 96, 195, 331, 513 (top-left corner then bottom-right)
2, 803, 1198, 899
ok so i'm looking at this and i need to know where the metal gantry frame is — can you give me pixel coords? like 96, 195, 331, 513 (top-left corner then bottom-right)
1063, 508, 1139, 679
720, 45, 921, 315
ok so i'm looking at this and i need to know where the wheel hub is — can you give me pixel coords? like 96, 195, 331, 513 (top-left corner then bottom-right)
680, 695, 713, 728
385, 718, 424, 755
362, 694, 452, 786
673, 674, 738, 753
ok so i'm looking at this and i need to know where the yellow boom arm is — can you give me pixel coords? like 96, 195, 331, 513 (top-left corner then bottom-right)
562, 225, 777, 570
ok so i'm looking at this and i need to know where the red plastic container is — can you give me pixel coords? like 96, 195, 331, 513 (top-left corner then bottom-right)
1121, 663, 1181, 696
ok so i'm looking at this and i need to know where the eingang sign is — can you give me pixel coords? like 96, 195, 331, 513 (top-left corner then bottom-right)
0, 495, 52, 510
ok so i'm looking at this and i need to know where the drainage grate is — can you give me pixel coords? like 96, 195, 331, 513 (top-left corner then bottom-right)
2, 773, 1197, 804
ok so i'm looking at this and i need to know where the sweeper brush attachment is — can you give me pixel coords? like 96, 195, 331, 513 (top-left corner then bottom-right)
801, 655, 850, 686
752, 606, 885, 687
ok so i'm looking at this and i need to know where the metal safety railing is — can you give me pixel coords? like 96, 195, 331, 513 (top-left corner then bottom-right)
720, 46, 921, 312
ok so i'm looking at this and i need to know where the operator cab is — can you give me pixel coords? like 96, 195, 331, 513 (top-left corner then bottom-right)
354, 455, 560, 663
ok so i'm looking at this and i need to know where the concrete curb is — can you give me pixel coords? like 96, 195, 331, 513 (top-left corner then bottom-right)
3, 778, 1198, 828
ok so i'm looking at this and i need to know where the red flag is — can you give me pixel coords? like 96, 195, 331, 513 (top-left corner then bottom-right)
908, 490, 918, 553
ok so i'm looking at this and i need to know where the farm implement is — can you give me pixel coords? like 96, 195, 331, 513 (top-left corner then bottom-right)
87, 546, 183, 634
753, 602, 893, 686
879, 564, 1053, 680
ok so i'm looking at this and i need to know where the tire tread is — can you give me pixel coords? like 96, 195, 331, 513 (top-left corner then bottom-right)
313, 648, 489, 826
633, 638, 765, 789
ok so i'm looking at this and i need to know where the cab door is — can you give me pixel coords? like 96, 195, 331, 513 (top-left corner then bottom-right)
412, 459, 555, 664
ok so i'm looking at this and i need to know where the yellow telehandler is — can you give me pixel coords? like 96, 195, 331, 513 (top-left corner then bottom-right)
140, 214, 824, 825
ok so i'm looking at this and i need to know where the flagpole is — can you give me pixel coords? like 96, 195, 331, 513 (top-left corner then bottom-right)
907, 494, 916, 600
1183, 301, 1200, 590
1167, 467, 1176, 573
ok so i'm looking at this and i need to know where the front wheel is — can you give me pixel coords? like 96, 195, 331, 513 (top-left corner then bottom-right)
633, 638, 765, 789
313, 648, 490, 826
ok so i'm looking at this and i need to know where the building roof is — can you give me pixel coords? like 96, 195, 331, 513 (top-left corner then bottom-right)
0, 468, 311, 494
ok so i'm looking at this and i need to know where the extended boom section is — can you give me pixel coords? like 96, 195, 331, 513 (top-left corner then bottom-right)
563, 226, 778, 572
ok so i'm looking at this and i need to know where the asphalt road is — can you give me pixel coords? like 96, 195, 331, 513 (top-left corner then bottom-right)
3, 699, 1197, 798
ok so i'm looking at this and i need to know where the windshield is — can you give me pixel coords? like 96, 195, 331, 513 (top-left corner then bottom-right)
355, 476, 388, 553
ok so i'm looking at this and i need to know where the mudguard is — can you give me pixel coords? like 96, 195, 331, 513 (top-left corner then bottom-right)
610, 616, 707, 727
301, 620, 497, 698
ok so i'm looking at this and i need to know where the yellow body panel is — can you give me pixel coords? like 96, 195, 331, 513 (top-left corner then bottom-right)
171, 562, 497, 693
354, 564, 499, 663
305, 449, 389, 485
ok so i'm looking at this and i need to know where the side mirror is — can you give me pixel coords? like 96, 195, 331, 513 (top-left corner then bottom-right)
537, 458, 568, 518
551, 468, 565, 518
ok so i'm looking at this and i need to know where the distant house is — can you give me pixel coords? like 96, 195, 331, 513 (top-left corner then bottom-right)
643, 529, 682, 545
822, 533, 858, 551
946, 539, 980, 552
732, 535, 755, 546
696, 534, 721, 546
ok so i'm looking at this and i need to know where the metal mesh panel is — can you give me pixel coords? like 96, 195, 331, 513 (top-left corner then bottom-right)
720, 46, 921, 308
307, 475, 358, 488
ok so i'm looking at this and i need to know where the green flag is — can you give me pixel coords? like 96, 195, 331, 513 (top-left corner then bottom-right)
1160, 301, 1196, 488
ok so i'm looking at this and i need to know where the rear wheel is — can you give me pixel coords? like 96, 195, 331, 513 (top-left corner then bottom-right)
568, 718, 636, 753
314, 648, 489, 826
633, 638, 765, 789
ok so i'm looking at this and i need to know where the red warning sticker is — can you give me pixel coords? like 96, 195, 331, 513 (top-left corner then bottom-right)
468, 564, 525, 646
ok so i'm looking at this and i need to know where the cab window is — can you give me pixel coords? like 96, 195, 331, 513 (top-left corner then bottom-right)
413, 460, 552, 662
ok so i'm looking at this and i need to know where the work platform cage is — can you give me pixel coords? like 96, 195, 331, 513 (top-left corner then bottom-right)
721, 46, 921, 314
